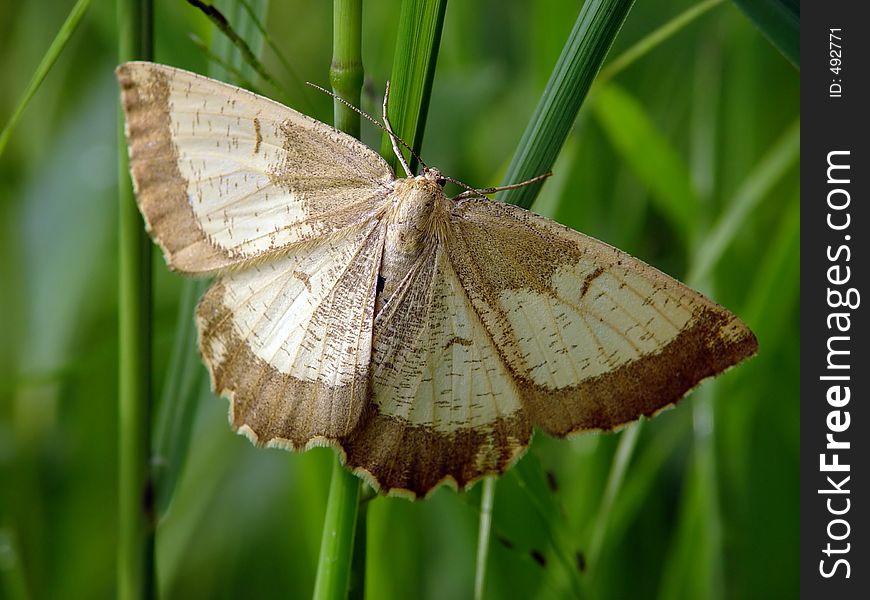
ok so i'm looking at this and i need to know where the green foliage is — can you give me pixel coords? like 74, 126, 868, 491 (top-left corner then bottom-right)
0, 0, 798, 598
730, 0, 799, 67
591, 83, 700, 243
0, 0, 92, 158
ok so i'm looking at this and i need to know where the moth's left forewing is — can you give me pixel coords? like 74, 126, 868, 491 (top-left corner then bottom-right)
117, 62, 393, 274
447, 198, 758, 436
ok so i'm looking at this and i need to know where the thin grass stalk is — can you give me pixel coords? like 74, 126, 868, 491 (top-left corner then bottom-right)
0, 0, 92, 159
687, 119, 799, 284
586, 423, 639, 572
594, 0, 725, 88
315, 459, 362, 600
330, 0, 364, 138
117, 0, 154, 598
499, 0, 635, 209
312, 2, 364, 599
510, 464, 585, 597
473, 478, 496, 600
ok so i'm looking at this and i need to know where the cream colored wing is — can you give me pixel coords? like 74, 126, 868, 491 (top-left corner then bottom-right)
338, 243, 532, 498
197, 220, 385, 447
117, 62, 394, 274
446, 198, 758, 436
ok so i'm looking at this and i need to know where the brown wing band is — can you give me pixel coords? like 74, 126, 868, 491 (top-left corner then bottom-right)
117, 63, 232, 273
520, 306, 758, 436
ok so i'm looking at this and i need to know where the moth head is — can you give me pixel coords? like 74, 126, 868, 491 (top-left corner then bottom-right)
422, 167, 447, 188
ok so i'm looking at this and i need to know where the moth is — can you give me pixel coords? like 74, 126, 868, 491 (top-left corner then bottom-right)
117, 62, 757, 499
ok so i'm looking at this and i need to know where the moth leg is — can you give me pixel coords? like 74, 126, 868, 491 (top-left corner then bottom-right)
382, 80, 413, 178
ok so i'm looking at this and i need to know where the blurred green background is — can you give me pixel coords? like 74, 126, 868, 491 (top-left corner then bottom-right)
0, 0, 798, 598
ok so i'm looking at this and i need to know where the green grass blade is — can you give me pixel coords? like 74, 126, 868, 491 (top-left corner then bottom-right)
498, 0, 635, 209
687, 119, 799, 284
237, 0, 314, 109
510, 459, 584, 598
742, 195, 799, 330
596, 0, 725, 87
591, 83, 699, 241
730, 0, 799, 67
188, 33, 260, 91
313, 2, 364, 599
586, 424, 640, 570
209, 0, 268, 78
152, 279, 209, 517
0, 0, 91, 159
117, 0, 154, 597
187, 0, 287, 101
378, 0, 447, 174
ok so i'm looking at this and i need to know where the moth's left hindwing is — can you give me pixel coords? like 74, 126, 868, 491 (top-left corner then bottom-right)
197, 219, 386, 445
117, 61, 394, 274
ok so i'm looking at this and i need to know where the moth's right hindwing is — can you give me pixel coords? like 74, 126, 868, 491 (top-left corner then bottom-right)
116, 61, 394, 274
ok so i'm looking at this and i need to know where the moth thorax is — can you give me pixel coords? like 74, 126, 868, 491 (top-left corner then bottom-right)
376, 179, 445, 309
386, 178, 444, 251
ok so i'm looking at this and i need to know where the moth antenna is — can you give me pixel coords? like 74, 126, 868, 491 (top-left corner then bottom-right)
305, 81, 427, 177
442, 175, 487, 199
449, 171, 553, 201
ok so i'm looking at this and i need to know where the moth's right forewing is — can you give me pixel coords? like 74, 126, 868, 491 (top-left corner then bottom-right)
116, 62, 394, 274
446, 198, 758, 436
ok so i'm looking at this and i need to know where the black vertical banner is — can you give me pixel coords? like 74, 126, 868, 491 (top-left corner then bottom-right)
801, 1, 869, 597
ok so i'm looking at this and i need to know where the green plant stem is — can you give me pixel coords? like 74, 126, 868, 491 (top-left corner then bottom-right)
117, 0, 154, 599
379, 0, 447, 174
314, 459, 361, 600
330, 0, 364, 138
499, 0, 635, 209
313, 2, 364, 599
473, 478, 496, 600
0, 0, 92, 159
